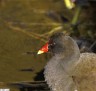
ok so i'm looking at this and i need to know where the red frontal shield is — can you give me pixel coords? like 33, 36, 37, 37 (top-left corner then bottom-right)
37, 42, 48, 54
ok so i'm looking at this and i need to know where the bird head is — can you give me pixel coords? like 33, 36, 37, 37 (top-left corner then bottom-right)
37, 32, 79, 55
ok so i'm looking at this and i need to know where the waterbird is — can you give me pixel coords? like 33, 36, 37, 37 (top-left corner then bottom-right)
37, 32, 96, 91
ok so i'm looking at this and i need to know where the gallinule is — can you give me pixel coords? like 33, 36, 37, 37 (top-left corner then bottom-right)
38, 32, 96, 91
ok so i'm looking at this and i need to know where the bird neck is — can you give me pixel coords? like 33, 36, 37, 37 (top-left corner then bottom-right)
54, 40, 80, 74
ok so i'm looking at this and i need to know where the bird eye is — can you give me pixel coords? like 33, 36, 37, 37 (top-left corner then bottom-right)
48, 39, 56, 51
48, 42, 56, 49
53, 42, 56, 45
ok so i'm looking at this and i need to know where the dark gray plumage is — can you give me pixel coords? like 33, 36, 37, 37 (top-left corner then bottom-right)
44, 32, 96, 91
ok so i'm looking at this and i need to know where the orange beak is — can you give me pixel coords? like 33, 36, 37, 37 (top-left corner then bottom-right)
37, 42, 49, 54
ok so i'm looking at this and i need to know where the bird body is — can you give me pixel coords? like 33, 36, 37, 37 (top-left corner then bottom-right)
73, 53, 96, 91
44, 53, 96, 91
38, 32, 96, 91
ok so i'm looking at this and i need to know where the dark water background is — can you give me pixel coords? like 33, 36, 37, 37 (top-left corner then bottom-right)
0, 0, 96, 90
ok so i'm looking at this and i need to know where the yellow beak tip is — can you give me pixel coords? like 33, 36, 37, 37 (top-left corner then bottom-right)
37, 50, 44, 55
